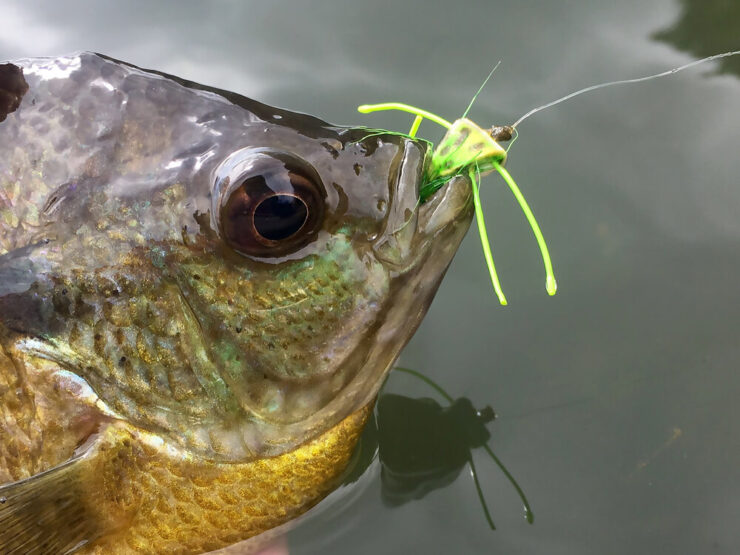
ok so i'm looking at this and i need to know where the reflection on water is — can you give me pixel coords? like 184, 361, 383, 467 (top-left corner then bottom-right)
654, 0, 740, 77
339, 368, 532, 532
377, 394, 494, 508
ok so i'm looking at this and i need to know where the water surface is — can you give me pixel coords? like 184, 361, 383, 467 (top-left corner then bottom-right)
2, 1, 739, 553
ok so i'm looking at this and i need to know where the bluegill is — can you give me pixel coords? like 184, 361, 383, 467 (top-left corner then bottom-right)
0, 53, 473, 553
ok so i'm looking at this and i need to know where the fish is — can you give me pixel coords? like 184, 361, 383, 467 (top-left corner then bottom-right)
0, 52, 474, 553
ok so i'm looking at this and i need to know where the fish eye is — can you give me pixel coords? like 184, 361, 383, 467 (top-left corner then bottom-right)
214, 149, 326, 257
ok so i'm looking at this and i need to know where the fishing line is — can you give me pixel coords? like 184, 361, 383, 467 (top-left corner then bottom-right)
358, 102, 551, 304
358, 50, 739, 304
512, 50, 740, 128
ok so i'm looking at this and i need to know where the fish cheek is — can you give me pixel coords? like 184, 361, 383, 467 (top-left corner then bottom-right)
221, 238, 389, 386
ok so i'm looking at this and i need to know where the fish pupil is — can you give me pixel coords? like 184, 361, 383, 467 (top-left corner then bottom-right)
217, 151, 326, 257
253, 194, 308, 241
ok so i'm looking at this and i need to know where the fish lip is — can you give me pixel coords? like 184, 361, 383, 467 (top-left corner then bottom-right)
372, 139, 473, 269
372, 177, 473, 270
417, 173, 473, 237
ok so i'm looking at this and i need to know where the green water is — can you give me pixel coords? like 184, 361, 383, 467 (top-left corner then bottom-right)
2, 1, 739, 553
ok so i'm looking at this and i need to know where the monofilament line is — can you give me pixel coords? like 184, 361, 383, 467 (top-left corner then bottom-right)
512, 50, 740, 128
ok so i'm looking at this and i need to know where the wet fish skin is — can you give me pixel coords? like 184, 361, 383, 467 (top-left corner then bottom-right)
0, 404, 371, 554
0, 53, 473, 552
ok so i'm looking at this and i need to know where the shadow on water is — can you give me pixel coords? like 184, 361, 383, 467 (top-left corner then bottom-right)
342, 367, 533, 531
654, 0, 740, 77
377, 394, 494, 509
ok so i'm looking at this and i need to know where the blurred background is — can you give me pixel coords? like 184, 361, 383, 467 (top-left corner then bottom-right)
2, 1, 739, 553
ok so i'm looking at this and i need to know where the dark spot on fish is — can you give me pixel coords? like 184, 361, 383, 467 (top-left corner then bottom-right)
62, 289, 68, 295
119, 356, 127, 365
331, 182, 349, 220
193, 210, 217, 238
192, 274, 201, 280
181, 224, 191, 246
321, 141, 340, 159
353, 163, 362, 176
0, 63, 29, 123
235, 326, 242, 334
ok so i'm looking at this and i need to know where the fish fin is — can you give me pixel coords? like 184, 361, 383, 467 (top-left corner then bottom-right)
0, 452, 99, 554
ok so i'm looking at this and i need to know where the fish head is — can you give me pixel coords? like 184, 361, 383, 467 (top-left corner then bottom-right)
0, 53, 474, 459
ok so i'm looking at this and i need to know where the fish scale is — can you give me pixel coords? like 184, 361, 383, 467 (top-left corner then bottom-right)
0, 53, 475, 551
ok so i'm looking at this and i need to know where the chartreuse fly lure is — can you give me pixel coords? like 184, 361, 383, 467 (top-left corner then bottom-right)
358, 102, 555, 306
359, 49, 740, 305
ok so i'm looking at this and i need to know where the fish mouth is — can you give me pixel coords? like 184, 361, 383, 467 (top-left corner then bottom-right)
417, 173, 473, 237
372, 138, 473, 269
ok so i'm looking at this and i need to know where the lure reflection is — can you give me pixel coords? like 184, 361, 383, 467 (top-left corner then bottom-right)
340, 368, 533, 530
378, 394, 496, 511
